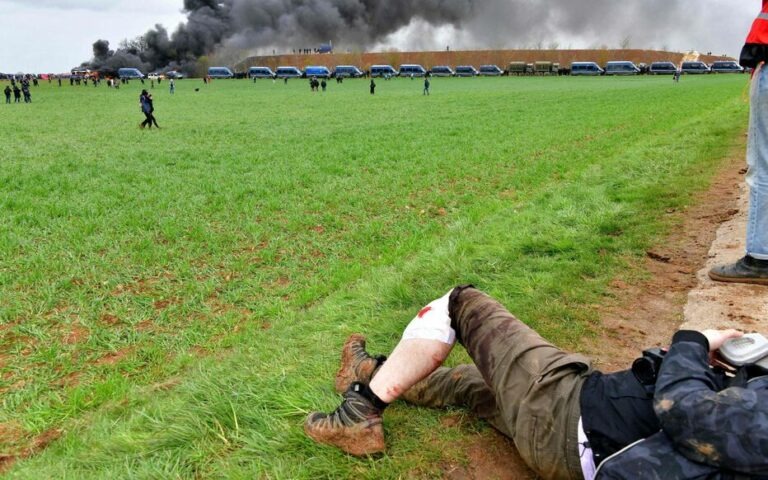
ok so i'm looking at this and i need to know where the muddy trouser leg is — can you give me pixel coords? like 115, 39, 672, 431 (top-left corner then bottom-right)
404, 364, 512, 437
449, 286, 592, 480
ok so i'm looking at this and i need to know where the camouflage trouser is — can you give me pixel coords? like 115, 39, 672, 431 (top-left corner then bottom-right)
405, 286, 593, 480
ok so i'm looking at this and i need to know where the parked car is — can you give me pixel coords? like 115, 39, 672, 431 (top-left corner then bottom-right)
478, 64, 504, 76
165, 70, 184, 79
333, 65, 364, 78
680, 61, 710, 74
454, 65, 479, 77
429, 66, 454, 77
570, 62, 604, 76
604, 61, 640, 75
710, 60, 744, 73
275, 66, 303, 79
649, 62, 678, 75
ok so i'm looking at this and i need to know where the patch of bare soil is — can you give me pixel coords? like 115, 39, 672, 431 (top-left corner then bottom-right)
439, 147, 747, 478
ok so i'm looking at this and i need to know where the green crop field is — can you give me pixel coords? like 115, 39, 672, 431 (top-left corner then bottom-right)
0, 74, 748, 478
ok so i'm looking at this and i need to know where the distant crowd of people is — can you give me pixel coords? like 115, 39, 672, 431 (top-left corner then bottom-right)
4, 77, 32, 103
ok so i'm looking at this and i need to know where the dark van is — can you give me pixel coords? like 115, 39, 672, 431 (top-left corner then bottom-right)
208, 67, 234, 78
304, 66, 331, 78
398, 64, 427, 77
118, 68, 145, 79
333, 65, 364, 78
570, 62, 604, 76
649, 62, 678, 75
680, 61, 710, 74
370, 65, 397, 78
275, 66, 303, 78
430, 66, 454, 77
455, 65, 479, 77
478, 64, 504, 76
248, 66, 275, 79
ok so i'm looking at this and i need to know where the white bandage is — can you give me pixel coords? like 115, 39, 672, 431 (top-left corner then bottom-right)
402, 290, 456, 345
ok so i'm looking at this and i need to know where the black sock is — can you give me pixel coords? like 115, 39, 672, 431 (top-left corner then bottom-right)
351, 382, 389, 411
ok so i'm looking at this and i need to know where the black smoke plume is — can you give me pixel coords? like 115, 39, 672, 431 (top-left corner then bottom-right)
84, 0, 701, 75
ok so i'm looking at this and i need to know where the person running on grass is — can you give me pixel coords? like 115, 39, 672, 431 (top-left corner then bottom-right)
139, 89, 160, 129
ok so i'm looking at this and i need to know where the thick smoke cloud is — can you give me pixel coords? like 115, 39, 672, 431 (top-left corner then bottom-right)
83, 0, 707, 74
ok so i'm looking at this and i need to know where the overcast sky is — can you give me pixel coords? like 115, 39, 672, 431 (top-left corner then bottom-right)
0, 0, 759, 73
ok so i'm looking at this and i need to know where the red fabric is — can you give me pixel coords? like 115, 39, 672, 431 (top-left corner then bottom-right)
746, 2, 768, 44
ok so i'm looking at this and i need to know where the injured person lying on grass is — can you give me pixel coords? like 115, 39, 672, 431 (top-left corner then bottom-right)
304, 286, 768, 480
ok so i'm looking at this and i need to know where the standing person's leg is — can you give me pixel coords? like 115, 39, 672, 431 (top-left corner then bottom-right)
151, 113, 159, 128
710, 64, 768, 283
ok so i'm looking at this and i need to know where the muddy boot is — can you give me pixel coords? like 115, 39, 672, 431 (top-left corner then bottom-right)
709, 255, 768, 285
334, 334, 386, 393
305, 382, 387, 456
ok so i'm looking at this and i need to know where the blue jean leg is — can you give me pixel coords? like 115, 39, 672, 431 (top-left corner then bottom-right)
746, 65, 768, 259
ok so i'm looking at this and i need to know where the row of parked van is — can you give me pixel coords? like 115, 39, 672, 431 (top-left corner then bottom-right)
241, 64, 507, 79
115, 60, 745, 81
240, 60, 744, 80
570, 60, 744, 76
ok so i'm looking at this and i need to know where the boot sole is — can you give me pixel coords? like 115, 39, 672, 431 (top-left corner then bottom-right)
708, 271, 768, 285
304, 416, 385, 456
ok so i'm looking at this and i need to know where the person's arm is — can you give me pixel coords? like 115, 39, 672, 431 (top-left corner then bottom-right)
653, 329, 768, 472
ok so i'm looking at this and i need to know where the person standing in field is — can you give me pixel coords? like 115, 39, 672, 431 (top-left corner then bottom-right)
21, 84, 31, 103
4, 85, 11, 104
13, 84, 21, 103
709, 0, 768, 284
423, 77, 430, 95
169, 78, 175, 95
370, 78, 376, 95
139, 89, 160, 129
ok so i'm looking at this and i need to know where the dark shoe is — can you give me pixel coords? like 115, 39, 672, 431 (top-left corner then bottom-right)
334, 334, 385, 393
304, 383, 385, 456
709, 256, 768, 285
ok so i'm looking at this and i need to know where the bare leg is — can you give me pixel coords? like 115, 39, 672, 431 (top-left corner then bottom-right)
368, 338, 452, 403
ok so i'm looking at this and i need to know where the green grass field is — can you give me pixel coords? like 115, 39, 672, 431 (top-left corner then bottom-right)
0, 74, 749, 478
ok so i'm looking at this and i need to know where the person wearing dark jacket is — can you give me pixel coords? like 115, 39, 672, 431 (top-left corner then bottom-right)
12, 85, 21, 103
710, 0, 768, 284
305, 286, 768, 480
369, 78, 376, 95
139, 90, 159, 129
4, 85, 10, 104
